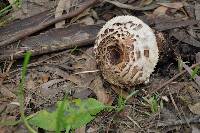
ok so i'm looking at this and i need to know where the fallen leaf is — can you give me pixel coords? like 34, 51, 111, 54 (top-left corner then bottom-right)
171, 29, 200, 48
75, 126, 86, 133
90, 77, 113, 105
188, 102, 200, 115
41, 74, 49, 83
111, 85, 129, 99
11, 0, 55, 19
78, 16, 95, 25
196, 52, 200, 63
55, 0, 69, 28
153, 6, 168, 16
73, 88, 92, 99
70, 9, 90, 24
158, 2, 183, 9
155, 19, 199, 31
0, 86, 16, 98
140, 0, 153, 6
195, 3, 200, 20
26, 77, 36, 90
40, 79, 65, 97
191, 125, 200, 133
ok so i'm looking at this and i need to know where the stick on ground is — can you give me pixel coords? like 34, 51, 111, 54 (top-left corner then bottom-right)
0, 0, 99, 47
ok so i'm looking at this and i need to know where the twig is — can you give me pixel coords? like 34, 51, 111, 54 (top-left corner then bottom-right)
104, 0, 139, 10
8, 50, 70, 76
157, 116, 200, 127
150, 61, 200, 95
182, 62, 200, 87
0, 0, 99, 47
73, 70, 100, 75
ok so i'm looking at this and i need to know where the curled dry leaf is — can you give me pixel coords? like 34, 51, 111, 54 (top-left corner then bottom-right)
196, 52, 200, 63
40, 79, 65, 97
55, 0, 69, 28
195, 3, 200, 20
75, 126, 86, 133
78, 16, 95, 25
0, 86, 16, 98
188, 102, 200, 115
171, 29, 200, 48
153, 6, 168, 16
90, 77, 113, 105
158, 2, 183, 10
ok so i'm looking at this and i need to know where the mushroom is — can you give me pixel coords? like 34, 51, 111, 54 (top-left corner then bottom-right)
94, 15, 159, 87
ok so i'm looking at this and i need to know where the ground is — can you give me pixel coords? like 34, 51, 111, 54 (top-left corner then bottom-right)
0, 0, 200, 132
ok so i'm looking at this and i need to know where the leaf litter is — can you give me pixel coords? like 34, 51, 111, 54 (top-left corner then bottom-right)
1, 0, 200, 132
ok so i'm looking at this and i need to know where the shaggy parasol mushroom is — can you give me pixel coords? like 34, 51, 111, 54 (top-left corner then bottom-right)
94, 16, 159, 87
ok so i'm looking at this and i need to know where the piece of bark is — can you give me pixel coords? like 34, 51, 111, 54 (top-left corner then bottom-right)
0, 24, 101, 61
0, 0, 99, 47
0, 9, 54, 42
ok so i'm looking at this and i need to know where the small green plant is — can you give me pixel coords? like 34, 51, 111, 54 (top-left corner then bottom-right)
177, 57, 183, 72
18, 51, 37, 133
149, 95, 159, 113
70, 46, 79, 54
116, 90, 139, 112
0, 52, 107, 133
142, 94, 163, 114
0, 0, 21, 17
191, 66, 200, 79
28, 98, 106, 132
0, 51, 141, 132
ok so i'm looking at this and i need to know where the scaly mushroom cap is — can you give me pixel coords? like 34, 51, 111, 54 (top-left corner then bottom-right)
94, 16, 159, 87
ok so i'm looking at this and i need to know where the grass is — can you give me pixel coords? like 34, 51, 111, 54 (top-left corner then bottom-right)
0, 0, 21, 18
0, 51, 140, 132
116, 90, 139, 112
18, 51, 37, 133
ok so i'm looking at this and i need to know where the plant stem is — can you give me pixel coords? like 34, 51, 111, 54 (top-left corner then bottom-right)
18, 51, 37, 133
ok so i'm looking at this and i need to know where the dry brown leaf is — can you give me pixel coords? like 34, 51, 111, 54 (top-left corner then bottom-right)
0, 86, 16, 98
55, 0, 69, 28
11, 0, 55, 19
7, 0, 18, 11
41, 74, 49, 83
111, 85, 129, 99
195, 3, 200, 20
26, 78, 36, 90
66, 75, 86, 87
191, 126, 200, 133
90, 77, 113, 105
73, 88, 92, 99
75, 126, 85, 133
78, 16, 95, 25
140, 0, 153, 6
171, 29, 200, 48
188, 102, 200, 115
70, 9, 90, 24
153, 6, 168, 16
196, 52, 200, 63
158, 2, 183, 9
40, 79, 65, 97
155, 19, 198, 31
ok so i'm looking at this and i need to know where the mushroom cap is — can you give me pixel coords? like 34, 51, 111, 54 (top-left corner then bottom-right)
94, 16, 159, 87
